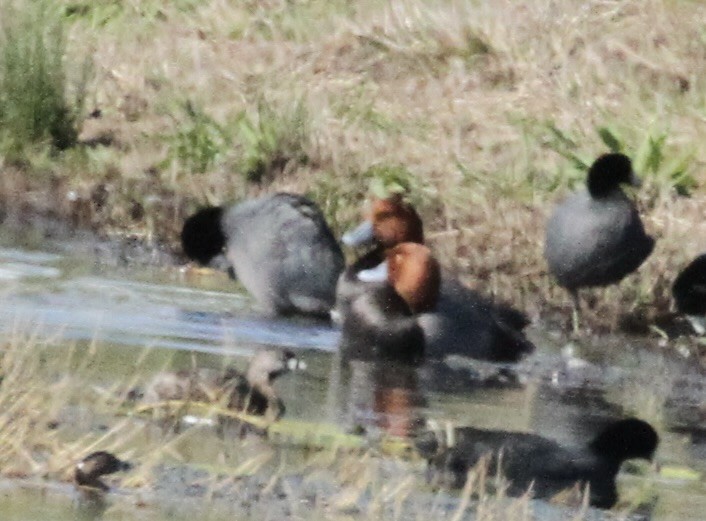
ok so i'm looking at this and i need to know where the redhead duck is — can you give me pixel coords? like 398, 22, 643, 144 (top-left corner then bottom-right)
340, 242, 441, 363
338, 195, 533, 362
75, 451, 132, 491
342, 194, 424, 251
672, 253, 706, 334
181, 193, 344, 317
336, 195, 425, 312
143, 349, 298, 420
417, 417, 658, 508
545, 153, 655, 314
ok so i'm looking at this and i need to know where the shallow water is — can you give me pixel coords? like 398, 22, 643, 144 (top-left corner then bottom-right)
0, 239, 705, 520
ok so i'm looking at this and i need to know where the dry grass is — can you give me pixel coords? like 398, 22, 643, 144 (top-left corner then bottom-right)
0, 325, 149, 482
1, 0, 706, 334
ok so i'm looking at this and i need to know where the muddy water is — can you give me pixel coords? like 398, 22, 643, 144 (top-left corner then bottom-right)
0, 240, 705, 520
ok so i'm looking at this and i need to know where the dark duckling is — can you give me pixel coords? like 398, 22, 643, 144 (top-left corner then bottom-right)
672, 253, 706, 334
545, 153, 655, 316
75, 451, 132, 491
143, 349, 298, 420
181, 193, 344, 317
338, 195, 533, 362
340, 242, 441, 364
417, 417, 658, 509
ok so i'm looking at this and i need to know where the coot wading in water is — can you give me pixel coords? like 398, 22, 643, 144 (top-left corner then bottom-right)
181, 193, 344, 317
544, 153, 654, 331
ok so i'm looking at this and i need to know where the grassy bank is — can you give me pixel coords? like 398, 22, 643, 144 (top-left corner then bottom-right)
1, 0, 706, 334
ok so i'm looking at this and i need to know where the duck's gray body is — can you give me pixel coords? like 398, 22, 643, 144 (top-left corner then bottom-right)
221, 194, 344, 316
336, 267, 533, 363
417, 277, 534, 362
545, 188, 654, 291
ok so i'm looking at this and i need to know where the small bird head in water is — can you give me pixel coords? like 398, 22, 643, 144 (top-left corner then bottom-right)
75, 451, 132, 491
245, 349, 301, 387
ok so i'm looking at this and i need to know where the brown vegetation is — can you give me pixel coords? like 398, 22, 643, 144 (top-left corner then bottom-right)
1, 0, 706, 335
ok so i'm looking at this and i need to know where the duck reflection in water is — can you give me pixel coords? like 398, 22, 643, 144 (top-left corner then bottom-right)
75, 490, 108, 521
336, 242, 436, 437
345, 359, 425, 439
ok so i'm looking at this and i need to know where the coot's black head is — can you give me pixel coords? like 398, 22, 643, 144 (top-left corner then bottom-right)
589, 418, 658, 462
672, 254, 706, 315
587, 153, 640, 197
180, 206, 225, 265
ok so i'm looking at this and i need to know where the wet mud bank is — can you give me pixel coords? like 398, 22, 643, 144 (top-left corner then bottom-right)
0, 204, 178, 269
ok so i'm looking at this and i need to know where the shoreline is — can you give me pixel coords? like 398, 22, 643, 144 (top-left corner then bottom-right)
1, 187, 704, 354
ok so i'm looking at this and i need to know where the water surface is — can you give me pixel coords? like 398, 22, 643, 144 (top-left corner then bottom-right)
0, 242, 704, 520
